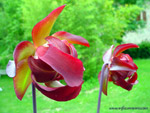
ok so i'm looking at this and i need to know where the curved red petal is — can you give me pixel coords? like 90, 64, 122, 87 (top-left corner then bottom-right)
46, 36, 70, 54
13, 41, 35, 65
110, 57, 138, 71
35, 46, 48, 57
62, 40, 78, 58
111, 74, 133, 91
113, 43, 139, 57
28, 56, 58, 82
98, 66, 109, 95
127, 72, 138, 84
32, 75, 82, 101
13, 59, 32, 100
32, 5, 66, 48
36, 44, 84, 87
52, 31, 90, 47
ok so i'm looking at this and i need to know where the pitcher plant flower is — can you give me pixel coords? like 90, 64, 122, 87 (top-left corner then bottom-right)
97, 43, 138, 113
6, 5, 89, 101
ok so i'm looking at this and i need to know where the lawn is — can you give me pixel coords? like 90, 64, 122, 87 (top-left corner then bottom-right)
0, 59, 150, 113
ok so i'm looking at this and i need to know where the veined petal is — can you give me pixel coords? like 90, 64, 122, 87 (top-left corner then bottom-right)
103, 45, 114, 63
13, 59, 32, 100
28, 56, 57, 82
52, 31, 90, 47
62, 40, 78, 58
117, 53, 134, 62
98, 66, 109, 95
32, 75, 82, 101
110, 57, 137, 71
13, 41, 35, 65
32, 5, 66, 48
46, 36, 70, 54
6, 60, 16, 78
113, 43, 139, 57
36, 44, 84, 87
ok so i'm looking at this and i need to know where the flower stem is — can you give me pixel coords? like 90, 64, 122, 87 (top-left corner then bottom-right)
32, 83, 37, 113
97, 63, 107, 113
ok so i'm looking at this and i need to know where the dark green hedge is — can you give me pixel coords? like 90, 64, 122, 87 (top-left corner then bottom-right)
124, 41, 150, 58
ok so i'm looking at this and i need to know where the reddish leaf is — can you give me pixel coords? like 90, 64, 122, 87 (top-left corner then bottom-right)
52, 31, 90, 47
32, 5, 66, 48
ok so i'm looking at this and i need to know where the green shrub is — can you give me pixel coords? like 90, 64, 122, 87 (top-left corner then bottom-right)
114, 0, 145, 5
124, 41, 150, 59
0, 0, 23, 69
115, 4, 143, 32
0, 0, 143, 80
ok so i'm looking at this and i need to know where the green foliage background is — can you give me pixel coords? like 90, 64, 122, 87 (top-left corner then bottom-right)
0, 0, 143, 80
124, 41, 150, 59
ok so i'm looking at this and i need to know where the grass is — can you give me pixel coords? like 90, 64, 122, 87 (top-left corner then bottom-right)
0, 59, 150, 113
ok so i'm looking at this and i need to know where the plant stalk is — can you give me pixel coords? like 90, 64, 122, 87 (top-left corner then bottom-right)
97, 63, 107, 113
32, 83, 37, 113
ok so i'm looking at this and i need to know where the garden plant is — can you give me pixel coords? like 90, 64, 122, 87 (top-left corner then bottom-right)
4, 4, 141, 113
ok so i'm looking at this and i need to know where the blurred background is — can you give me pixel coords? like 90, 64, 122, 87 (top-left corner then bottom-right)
0, 0, 150, 113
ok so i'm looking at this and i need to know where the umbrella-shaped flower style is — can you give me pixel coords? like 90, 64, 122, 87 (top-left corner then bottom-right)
6, 5, 89, 101
98, 43, 138, 95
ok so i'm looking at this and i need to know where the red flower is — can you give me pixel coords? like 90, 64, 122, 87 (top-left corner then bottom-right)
6, 5, 89, 101
98, 43, 138, 95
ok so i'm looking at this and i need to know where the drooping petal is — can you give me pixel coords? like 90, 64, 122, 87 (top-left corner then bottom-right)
13, 41, 35, 65
13, 59, 32, 100
113, 43, 139, 57
46, 36, 70, 54
52, 31, 90, 47
36, 44, 84, 87
6, 60, 16, 78
103, 45, 114, 63
110, 57, 138, 71
32, 75, 82, 101
32, 5, 66, 48
98, 66, 109, 95
28, 56, 58, 82
127, 72, 138, 84
111, 74, 133, 91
